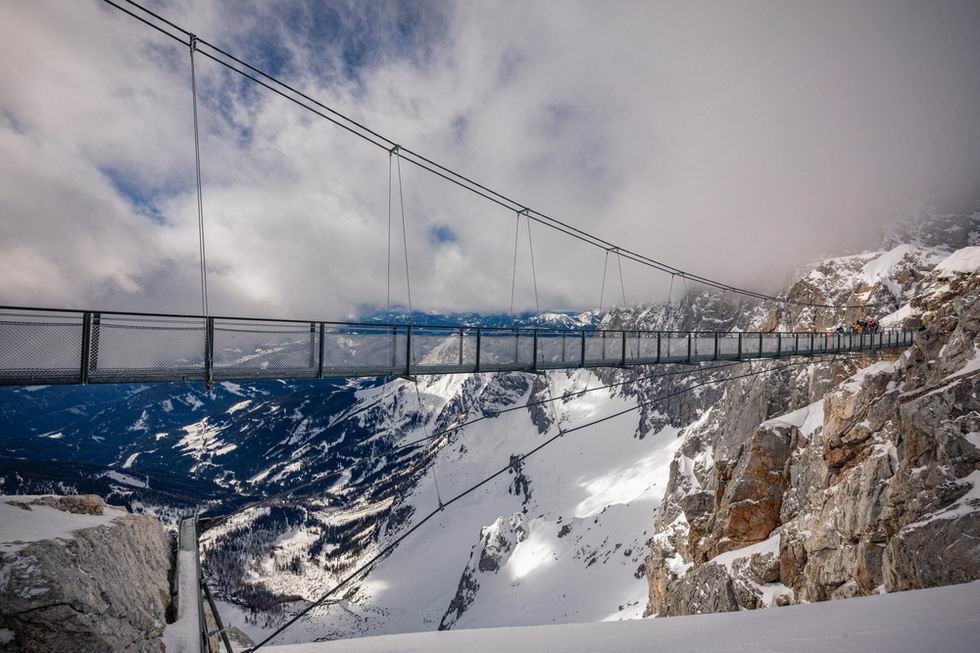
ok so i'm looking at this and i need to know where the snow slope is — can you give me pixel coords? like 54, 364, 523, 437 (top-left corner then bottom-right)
268, 581, 980, 653
213, 370, 684, 644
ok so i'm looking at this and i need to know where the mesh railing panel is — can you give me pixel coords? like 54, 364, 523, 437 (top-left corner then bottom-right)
584, 332, 624, 364
90, 316, 205, 378
718, 334, 740, 357
693, 336, 716, 359
536, 333, 567, 366
0, 312, 83, 381
322, 326, 401, 373
213, 321, 318, 377
479, 332, 521, 368
637, 334, 659, 361
663, 335, 689, 361
412, 328, 475, 371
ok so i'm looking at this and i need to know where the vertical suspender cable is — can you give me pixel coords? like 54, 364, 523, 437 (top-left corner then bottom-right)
509, 212, 521, 317
598, 250, 610, 313
386, 153, 393, 321
395, 153, 413, 316
395, 148, 443, 509
380, 152, 394, 444
616, 249, 627, 306
189, 35, 209, 317
525, 214, 540, 315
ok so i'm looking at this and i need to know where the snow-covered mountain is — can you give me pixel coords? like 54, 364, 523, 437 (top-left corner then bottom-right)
196, 219, 977, 645
1, 213, 977, 649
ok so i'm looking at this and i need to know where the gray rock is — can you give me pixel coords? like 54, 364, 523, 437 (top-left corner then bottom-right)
660, 564, 739, 616
0, 496, 173, 653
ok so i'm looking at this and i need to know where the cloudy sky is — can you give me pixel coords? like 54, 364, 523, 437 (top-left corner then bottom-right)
2, 0, 979, 319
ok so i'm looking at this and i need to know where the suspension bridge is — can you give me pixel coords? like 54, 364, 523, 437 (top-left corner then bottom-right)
0, 304, 911, 387
1, 2, 925, 652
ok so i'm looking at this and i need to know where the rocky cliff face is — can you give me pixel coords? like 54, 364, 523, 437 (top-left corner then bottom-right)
0, 495, 173, 652
645, 248, 980, 616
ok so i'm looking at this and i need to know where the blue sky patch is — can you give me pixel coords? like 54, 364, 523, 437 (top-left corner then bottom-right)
430, 225, 457, 244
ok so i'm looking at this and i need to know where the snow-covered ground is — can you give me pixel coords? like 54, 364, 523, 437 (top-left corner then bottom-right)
0, 495, 127, 553
268, 581, 980, 653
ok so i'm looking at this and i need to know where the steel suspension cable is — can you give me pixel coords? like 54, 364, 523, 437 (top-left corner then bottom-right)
395, 153, 413, 317
244, 355, 855, 651
188, 36, 209, 317
102, 0, 879, 311
525, 214, 541, 315
598, 250, 610, 313
509, 212, 521, 317
616, 249, 627, 306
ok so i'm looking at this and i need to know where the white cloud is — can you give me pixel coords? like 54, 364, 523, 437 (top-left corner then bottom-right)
2, 0, 979, 318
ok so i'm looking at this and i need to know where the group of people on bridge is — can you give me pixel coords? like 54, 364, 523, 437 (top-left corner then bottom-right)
834, 319, 880, 335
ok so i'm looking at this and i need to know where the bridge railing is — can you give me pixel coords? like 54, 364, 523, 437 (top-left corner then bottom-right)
0, 306, 915, 386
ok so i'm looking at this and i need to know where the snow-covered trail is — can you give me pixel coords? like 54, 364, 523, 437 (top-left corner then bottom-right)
270, 581, 980, 653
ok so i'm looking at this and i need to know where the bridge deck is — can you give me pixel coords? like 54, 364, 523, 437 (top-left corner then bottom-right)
0, 306, 912, 386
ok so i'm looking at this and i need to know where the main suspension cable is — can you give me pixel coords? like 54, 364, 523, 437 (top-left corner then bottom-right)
101, 0, 880, 311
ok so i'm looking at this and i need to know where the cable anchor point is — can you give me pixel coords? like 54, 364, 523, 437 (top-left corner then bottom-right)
389, 143, 401, 156
188, 33, 198, 53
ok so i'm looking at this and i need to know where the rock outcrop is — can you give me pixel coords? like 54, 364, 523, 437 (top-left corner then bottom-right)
0, 495, 173, 652
645, 247, 980, 616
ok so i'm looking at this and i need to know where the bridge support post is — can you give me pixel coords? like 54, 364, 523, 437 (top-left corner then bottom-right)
533, 330, 539, 371
89, 312, 101, 378
308, 322, 316, 370
459, 328, 465, 367
205, 317, 214, 389
475, 328, 481, 373
759, 332, 763, 357
713, 332, 719, 361
620, 331, 626, 366
580, 331, 586, 368
656, 332, 661, 363
737, 332, 742, 360
406, 325, 413, 377
810, 332, 815, 354
318, 323, 325, 379
777, 333, 782, 358
687, 333, 692, 363
80, 312, 92, 384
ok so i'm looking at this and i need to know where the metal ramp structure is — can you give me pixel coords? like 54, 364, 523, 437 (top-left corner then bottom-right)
0, 305, 913, 386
